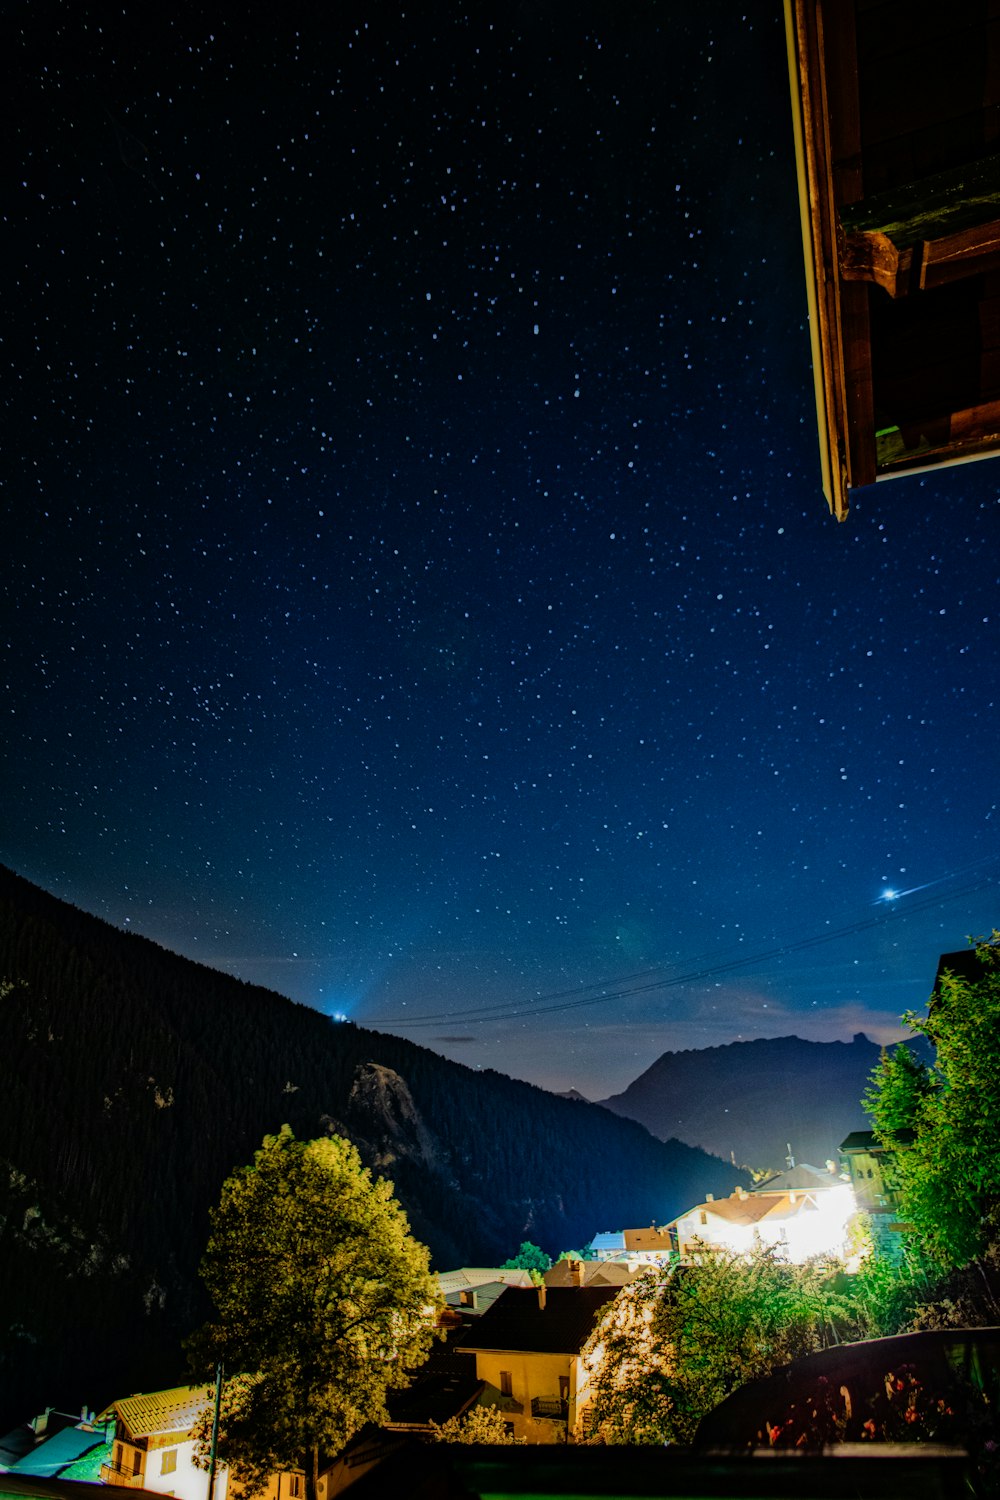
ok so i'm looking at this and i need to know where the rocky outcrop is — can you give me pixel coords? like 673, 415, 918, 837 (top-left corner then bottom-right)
345, 1062, 450, 1177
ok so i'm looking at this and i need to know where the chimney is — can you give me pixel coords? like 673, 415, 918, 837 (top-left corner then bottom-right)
537, 1284, 547, 1311
569, 1258, 584, 1286
705, 1192, 714, 1202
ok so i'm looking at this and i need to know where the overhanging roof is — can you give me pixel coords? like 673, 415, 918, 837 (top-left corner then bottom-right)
785, 0, 1000, 519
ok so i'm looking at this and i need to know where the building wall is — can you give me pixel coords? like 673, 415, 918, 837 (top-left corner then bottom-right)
673, 1206, 755, 1257
106, 1434, 226, 1500
109, 1432, 301, 1500
473, 1348, 584, 1444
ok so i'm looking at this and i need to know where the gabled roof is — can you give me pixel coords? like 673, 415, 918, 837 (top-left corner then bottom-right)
101, 1386, 211, 1439
384, 1334, 482, 1430
443, 1280, 512, 1316
674, 1188, 830, 1230
623, 1226, 673, 1253
679, 1197, 774, 1228
751, 1164, 840, 1195
589, 1232, 626, 1253
544, 1259, 637, 1288
840, 1130, 878, 1152
9, 1427, 110, 1479
436, 1267, 533, 1294
456, 1287, 618, 1357
841, 1129, 916, 1153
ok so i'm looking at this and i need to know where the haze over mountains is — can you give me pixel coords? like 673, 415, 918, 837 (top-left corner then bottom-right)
598, 1033, 931, 1170
0, 865, 747, 1431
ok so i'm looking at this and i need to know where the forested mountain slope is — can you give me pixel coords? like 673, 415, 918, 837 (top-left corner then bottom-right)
0, 865, 745, 1430
599, 1032, 931, 1171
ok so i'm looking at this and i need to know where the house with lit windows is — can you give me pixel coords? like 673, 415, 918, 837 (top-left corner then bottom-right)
99, 1386, 304, 1500
839, 1129, 914, 1263
588, 1225, 674, 1267
667, 1163, 856, 1264
456, 1285, 619, 1444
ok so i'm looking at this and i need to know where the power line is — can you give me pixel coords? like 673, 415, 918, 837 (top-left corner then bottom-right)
368, 862, 999, 1029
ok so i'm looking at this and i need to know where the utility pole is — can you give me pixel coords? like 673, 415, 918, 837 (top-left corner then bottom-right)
207, 1362, 223, 1500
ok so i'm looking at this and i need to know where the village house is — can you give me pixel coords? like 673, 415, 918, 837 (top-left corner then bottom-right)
667, 1163, 856, 1264
99, 1386, 303, 1500
436, 1266, 534, 1317
840, 1129, 913, 1263
456, 1285, 619, 1444
588, 1225, 674, 1267
543, 1257, 636, 1290
0, 1406, 112, 1482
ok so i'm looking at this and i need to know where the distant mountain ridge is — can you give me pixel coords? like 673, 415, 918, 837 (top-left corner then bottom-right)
598, 1033, 932, 1171
0, 865, 747, 1430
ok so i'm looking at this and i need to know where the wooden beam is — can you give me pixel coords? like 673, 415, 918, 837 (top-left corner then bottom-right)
786, 0, 874, 518
876, 395, 1000, 471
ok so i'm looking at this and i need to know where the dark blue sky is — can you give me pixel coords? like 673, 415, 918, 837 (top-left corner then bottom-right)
4, 1, 998, 1098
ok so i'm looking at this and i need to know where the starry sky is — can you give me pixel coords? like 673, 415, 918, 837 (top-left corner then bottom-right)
4, 1, 998, 1100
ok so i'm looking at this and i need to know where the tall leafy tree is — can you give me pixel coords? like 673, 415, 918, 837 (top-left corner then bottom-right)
581, 1249, 848, 1444
187, 1126, 442, 1498
501, 1240, 551, 1275
864, 933, 1000, 1267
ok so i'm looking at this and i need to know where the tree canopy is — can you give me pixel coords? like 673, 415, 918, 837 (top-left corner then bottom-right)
428, 1404, 524, 1444
186, 1125, 441, 1496
864, 933, 1000, 1267
581, 1248, 850, 1445
501, 1240, 552, 1274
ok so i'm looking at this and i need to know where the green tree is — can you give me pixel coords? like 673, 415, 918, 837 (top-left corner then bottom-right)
428, 1404, 524, 1443
582, 1248, 848, 1444
864, 933, 1000, 1267
187, 1126, 442, 1499
501, 1240, 551, 1275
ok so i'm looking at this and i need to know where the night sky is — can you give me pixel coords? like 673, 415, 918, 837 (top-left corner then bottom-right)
4, 1, 998, 1100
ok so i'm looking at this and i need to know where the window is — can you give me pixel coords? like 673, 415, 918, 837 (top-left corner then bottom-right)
499, 1370, 513, 1397
288, 1475, 303, 1497
699, 1211, 708, 1226
161, 1451, 177, 1476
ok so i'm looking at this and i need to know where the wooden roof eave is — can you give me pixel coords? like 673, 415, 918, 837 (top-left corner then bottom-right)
785, 0, 875, 521
785, 0, 844, 519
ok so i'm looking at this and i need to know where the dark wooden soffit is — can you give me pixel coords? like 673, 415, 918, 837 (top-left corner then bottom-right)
785, 0, 873, 521
785, 0, 1000, 521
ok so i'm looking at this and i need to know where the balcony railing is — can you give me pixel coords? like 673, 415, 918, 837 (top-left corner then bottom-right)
100, 1462, 146, 1488
530, 1396, 568, 1421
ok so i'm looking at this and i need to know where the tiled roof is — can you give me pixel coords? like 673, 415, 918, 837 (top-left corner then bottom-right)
436, 1267, 533, 1293
676, 1190, 829, 1232
623, 1227, 672, 1253
681, 1197, 773, 1227
456, 1286, 618, 1356
102, 1386, 212, 1439
544, 1260, 637, 1288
